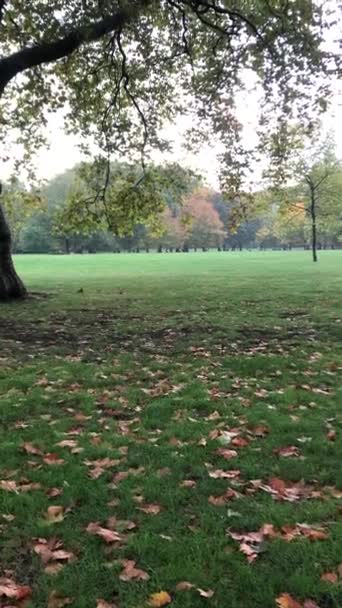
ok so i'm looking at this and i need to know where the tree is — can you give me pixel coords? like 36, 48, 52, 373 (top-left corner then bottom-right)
266, 133, 342, 262
255, 204, 305, 249
0, 1, 338, 298
156, 207, 189, 251
185, 188, 225, 249
1, 178, 43, 250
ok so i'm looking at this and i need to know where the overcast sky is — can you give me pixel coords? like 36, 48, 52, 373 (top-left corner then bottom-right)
30, 88, 342, 188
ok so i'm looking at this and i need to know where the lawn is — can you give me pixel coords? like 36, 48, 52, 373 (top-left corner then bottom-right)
0, 251, 341, 608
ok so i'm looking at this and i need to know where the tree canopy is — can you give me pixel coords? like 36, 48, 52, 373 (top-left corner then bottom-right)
1, 2, 339, 182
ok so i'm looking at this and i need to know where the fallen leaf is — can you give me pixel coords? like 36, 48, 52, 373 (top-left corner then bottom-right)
86, 522, 122, 543
56, 440, 78, 449
320, 572, 338, 583
22, 442, 43, 456
179, 480, 197, 488
0, 480, 18, 493
326, 430, 336, 441
274, 446, 300, 458
138, 503, 161, 515
208, 468, 240, 479
33, 538, 75, 565
119, 559, 150, 581
47, 487, 64, 498
197, 588, 215, 598
46, 506, 64, 524
43, 453, 65, 466
303, 601, 320, 608
176, 582, 194, 591
208, 489, 240, 506
216, 448, 238, 459
250, 425, 269, 437
232, 437, 249, 448
276, 593, 302, 608
96, 600, 118, 608
148, 591, 172, 606
44, 563, 65, 575
0, 578, 32, 601
217, 430, 239, 445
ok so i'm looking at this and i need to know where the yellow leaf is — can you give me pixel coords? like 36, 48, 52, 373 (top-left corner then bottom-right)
148, 591, 172, 607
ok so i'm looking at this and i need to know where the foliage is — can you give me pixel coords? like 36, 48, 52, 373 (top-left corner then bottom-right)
0, 1, 339, 193
184, 188, 225, 248
54, 161, 193, 237
1, 178, 43, 247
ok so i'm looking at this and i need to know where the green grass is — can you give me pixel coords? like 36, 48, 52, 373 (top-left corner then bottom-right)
0, 251, 341, 608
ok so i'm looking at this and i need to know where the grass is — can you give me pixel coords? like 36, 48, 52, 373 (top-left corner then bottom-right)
0, 250, 341, 608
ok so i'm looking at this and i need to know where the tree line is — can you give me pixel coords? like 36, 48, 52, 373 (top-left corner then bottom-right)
4, 150, 341, 257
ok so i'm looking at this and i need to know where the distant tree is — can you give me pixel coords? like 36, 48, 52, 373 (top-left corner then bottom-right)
267, 132, 342, 261
256, 204, 305, 249
184, 189, 225, 250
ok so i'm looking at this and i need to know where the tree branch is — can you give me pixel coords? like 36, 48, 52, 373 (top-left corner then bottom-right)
0, 0, 6, 26
0, 1, 150, 97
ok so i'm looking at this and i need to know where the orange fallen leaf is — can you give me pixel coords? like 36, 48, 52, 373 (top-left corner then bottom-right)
148, 591, 172, 606
276, 593, 302, 608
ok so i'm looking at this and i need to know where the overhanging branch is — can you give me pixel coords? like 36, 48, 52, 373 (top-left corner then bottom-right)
0, 0, 151, 97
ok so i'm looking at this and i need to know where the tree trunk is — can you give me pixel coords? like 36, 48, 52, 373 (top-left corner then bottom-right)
0, 201, 27, 300
309, 186, 318, 263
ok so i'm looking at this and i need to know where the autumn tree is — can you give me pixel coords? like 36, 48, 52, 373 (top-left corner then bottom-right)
0, 1, 338, 298
183, 188, 224, 249
156, 207, 189, 251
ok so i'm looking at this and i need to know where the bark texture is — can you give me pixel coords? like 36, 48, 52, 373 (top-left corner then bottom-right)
0, 199, 27, 300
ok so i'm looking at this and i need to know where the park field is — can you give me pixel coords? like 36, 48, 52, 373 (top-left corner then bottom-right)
0, 251, 341, 608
